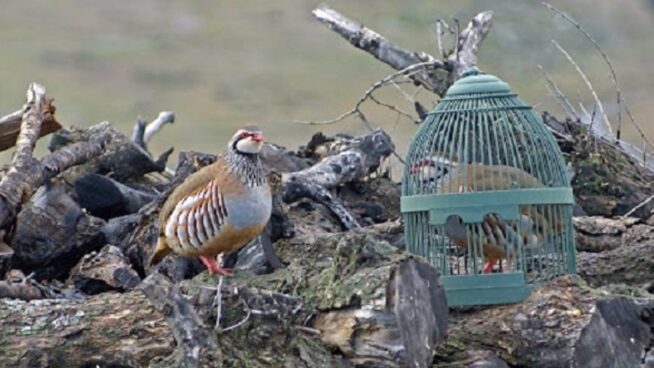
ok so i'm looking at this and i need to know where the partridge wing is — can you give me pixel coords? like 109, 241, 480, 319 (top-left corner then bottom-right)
164, 178, 229, 251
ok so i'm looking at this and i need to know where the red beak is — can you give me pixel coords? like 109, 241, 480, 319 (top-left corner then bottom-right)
251, 133, 264, 142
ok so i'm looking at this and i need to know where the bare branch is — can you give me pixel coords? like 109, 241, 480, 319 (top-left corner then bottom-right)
537, 64, 578, 118
295, 61, 435, 126
542, 2, 623, 138
131, 116, 147, 149
552, 40, 612, 138
447, 11, 494, 78
312, 4, 445, 93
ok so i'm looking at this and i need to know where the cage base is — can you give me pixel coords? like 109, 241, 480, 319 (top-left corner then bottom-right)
440, 272, 533, 306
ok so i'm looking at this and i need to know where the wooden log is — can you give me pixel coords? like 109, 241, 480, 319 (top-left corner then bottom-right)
74, 173, 156, 219
281, 129, 395, 229
542, 114, 654, 219
0, 104, 61, 152
0, 289, 174, 367
48, 122, 162, 182
67, 245, 140, 294
0, 95, 109, 233
10, 184, 106, 280
239, 230, 449, 367
138, 273, 219, 368
434, 276, 654, 368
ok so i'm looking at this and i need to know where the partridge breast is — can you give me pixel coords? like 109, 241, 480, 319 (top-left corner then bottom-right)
163, 177, 271, 257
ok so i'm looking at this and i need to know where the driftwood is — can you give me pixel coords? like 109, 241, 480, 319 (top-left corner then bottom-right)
312, 5, 493, 96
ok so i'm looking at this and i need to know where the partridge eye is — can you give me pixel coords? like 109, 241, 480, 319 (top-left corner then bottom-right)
240, 132, 250, 138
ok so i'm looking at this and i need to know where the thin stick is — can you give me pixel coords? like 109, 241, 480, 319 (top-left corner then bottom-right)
213, 276, 224, 329
623, 193, 654, 217
542, 2, 622, 139
537, 64, 577, 117
294, 61, 436, 126
552, 40, 612, 137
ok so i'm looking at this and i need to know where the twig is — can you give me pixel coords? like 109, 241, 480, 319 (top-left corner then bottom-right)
294, 61, 436, 126
213, 276, 224, 329
368, 94, 419, 124
220, 297, 253, 333
542, 2, 623, 139
552, 40, 612, 138
623, 193, 654, 217
537, 64, 577, 118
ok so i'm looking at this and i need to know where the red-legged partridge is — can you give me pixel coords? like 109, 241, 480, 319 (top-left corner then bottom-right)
149, 126, 272, 276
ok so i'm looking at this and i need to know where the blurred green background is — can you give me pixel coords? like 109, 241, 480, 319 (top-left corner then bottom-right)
1, 0, 653, 175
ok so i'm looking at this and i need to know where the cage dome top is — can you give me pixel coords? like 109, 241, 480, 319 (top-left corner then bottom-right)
444, 69, 511, 96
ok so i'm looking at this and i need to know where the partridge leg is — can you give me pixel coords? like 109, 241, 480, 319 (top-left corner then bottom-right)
483, 259, 497, 273
199, 255, 233, 276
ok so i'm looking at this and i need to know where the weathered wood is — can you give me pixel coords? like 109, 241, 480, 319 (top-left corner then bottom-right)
0, 84, 50, 230
74, 173, 156, 219
138, 273, 218, 368
0, 270, 71, 301
0, 104, 60, 152
68, 245, 140, 294
435, 276, 654, 368
49, 122, 162, 181
542, 114, 654, 218
312, 5, 493, 96
10, 184, 106, 280
239, 230, 449, 367
387, 257, 448, 368
281, 129, 394, 229
0, 290, 174, 367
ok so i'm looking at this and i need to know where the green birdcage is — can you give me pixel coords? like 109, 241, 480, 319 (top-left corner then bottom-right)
401, 69, 576, 306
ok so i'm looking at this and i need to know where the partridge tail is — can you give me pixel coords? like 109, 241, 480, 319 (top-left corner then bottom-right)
149, 236, 172, 267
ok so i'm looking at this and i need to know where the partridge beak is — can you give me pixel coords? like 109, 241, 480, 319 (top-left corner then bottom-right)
251, 133, 264, 142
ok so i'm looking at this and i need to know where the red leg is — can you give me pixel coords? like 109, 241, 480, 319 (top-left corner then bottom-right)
199, 255, 233, 277
482, 259, 497, 273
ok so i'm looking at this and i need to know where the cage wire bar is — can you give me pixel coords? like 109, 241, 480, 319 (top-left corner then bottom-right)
401, 70, 576, 306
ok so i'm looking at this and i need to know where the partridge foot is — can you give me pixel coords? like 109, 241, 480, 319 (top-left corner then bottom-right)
199, 255, 234, 277
482, 259, 497, 273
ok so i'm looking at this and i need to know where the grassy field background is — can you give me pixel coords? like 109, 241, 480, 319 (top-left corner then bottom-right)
1, 0, 653, 176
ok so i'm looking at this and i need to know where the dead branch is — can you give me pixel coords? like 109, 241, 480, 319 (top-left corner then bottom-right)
131, 116, 147, 149
542, 2, 624, 139
447, 11, 494, 78
0, 83, 51, 229
295, 61, 433, 126
281, 129, 394, 229
551, 40, 612, 138
537, 64, 578, 118
0, 105, 61, 152
312, 4, 493, 96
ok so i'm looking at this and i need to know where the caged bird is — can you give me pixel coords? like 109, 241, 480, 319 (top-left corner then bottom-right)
409, 152, 563, 273
149, 126, 272, 276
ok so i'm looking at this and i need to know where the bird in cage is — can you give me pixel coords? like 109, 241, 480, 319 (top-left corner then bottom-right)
409, 152, 563, 273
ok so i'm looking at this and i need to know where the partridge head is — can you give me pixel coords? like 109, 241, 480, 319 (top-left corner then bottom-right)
149, 126, 272, 276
